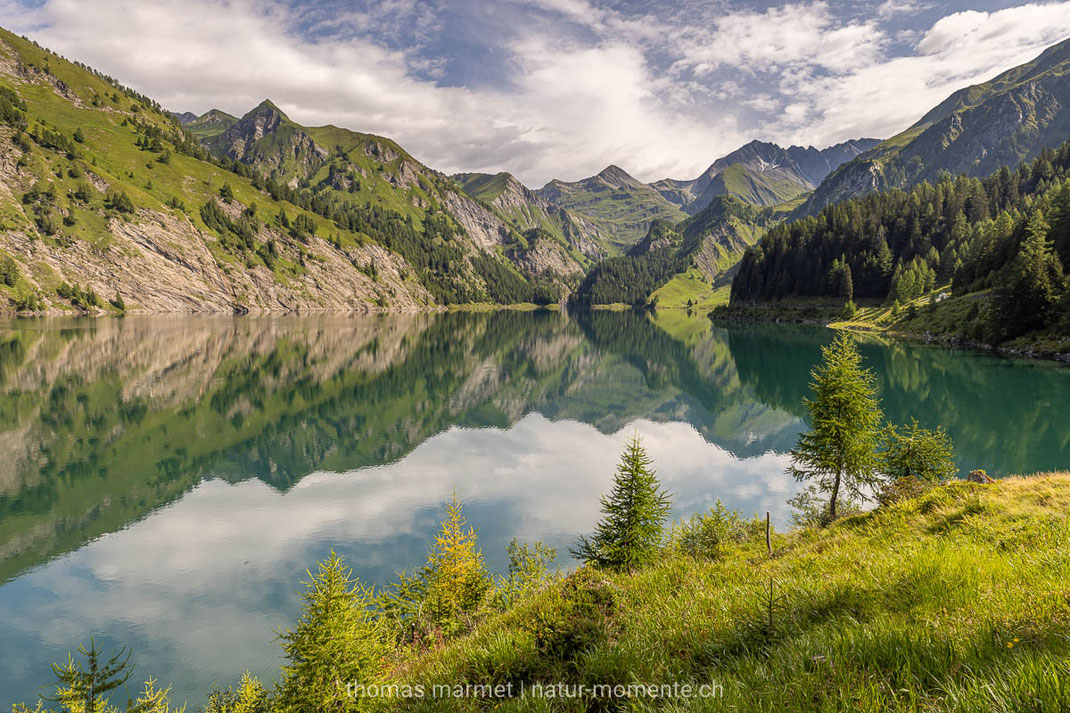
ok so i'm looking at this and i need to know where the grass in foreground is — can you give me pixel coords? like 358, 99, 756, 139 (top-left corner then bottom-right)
388, 473, 1070, 711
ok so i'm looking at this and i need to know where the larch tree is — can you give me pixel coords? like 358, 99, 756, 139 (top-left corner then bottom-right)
790, 332, 882, 522
277, 551, 387, 713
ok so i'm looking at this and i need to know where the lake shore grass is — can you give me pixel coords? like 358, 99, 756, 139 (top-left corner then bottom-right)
712, 292, 1070, 362
383, 472, 1070, 712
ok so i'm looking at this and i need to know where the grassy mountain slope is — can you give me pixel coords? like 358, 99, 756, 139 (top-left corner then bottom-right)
454, 171, 606, 267
803, 37, 1070, 214
182, 108, 236, 139
574, 195, 779, 307
206, 101, 584, 299
391, 472, 1070, 712
537, 165, 688, 253
0, 28, 437, 314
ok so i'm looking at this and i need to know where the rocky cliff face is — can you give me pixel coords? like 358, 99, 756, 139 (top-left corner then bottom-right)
205, 100, 328, 179
653, 139, 878, 213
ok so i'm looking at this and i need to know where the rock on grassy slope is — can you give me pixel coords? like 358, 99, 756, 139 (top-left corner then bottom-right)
388, 472, 1070, 712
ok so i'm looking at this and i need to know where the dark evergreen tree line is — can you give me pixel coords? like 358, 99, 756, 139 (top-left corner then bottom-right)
731, 140, 1070, 312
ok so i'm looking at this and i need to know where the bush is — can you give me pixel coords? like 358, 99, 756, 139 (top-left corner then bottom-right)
876, 475, 934, 506
880, 418, 956, 483
0, 255, 18, 287
105, 190, 135, 213
670, 500, 763, 559
524, 569, 617, 661
493, 538, 557, 609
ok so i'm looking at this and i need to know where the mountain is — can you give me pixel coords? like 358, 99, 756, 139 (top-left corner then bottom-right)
803, 37, 1070, 214
574, 194, 782, 308
653, 139, 879, 213
454, 171, 606, 262
0, 27, 571, 314
170, 110, 197, 124
536, 165, 688, 253
202, 100, 587, 290
183, 108, 237, 139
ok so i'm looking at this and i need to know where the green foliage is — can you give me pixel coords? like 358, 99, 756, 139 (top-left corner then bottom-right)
105, 190, 135, 214
789, 332, 882, 522
0, 254, 19, 287
46, 639, 135, 713
669, 500, 763, 559
493, 538, 557, 609
203, 672, 271, 713
523, 569, 618, 662
571, 435, 672, 570
380, 494, 492, 640
56, 282, 101, 310
880, 418, 957, 483
219, 181, 234, 203
277, 551, 387, 713
732, 141, 1070, 320
991, 210, 1064, 340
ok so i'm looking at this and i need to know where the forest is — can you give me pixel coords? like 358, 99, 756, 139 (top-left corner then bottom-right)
730, 140, 1070, 342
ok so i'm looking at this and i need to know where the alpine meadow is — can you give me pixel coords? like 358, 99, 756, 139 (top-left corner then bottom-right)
0, 2, 1069, 712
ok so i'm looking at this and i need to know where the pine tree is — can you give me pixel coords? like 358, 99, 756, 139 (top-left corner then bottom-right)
277, 551, 386, 713
790, 332, 882, 522
46, 639, 136, 713
572, 435, 671, 570
992, 211, 1063, 338
880, 418, 956, 483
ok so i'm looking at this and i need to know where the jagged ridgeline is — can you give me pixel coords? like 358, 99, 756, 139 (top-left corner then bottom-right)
0, 28, 577, 313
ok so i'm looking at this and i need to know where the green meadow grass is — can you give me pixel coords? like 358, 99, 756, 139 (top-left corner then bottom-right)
383, 473, 1070, 712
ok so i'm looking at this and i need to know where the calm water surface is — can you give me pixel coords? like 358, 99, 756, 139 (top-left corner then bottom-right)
0, 311, 1067, 705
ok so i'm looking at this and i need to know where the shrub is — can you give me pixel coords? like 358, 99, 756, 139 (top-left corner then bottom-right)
0, 255, 18, 287
524, 569, 617, 661
105, 190, 135, 213
880, 418, 956, 483
670, 500, 763, 559
876, 475, 933, 506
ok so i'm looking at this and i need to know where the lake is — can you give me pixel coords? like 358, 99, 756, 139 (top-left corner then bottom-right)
1, 310, 1067, 706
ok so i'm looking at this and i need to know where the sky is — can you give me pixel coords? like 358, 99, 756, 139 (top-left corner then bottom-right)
1, 0, 1069, 186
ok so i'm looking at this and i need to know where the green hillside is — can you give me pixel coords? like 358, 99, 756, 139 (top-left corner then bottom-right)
384, 472, 1070, 712
804, 37, 1070, 214
183, 109, 236, 138
536, 165, 687, 253
0, 28, 572, 312
0, 28, 444, 313
574, 196, 782, 307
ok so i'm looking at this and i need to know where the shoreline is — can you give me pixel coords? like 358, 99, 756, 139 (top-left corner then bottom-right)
710, 302, 1070, 363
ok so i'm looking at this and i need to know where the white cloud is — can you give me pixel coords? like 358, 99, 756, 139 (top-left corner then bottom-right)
877, 0, 929, 20
1, 0, 1068, 185
768, 2, 1070, 147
